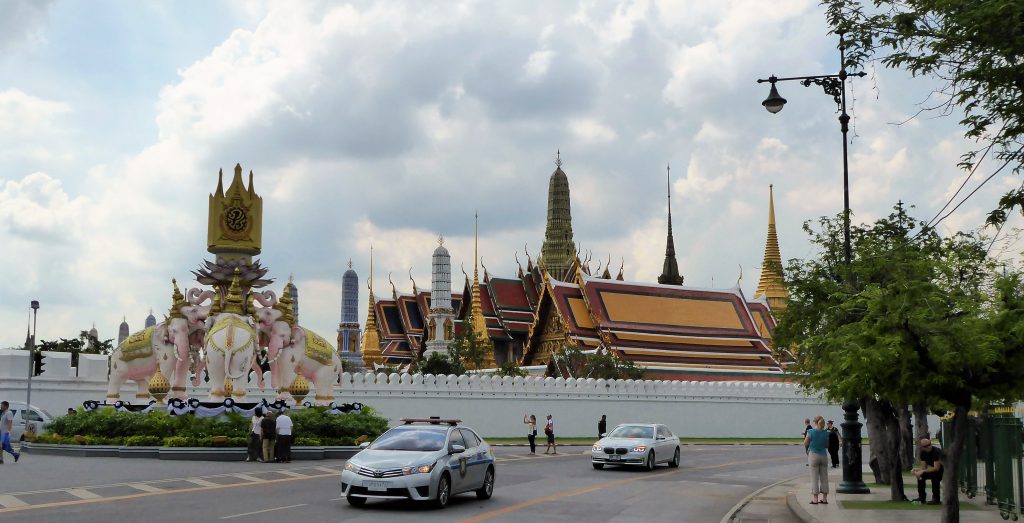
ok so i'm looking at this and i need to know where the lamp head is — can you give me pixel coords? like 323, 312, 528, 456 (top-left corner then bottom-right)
762, 81, 786, 114
30, 300, 39, 311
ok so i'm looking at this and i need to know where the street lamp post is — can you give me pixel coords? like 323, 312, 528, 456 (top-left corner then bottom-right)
26, 300, 39, 421
757, 30, 870, 495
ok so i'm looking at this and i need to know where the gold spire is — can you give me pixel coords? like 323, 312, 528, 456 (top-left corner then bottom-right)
222, 268, 246, 314
361, 245, 384, 366
207, 164, 263, 262
755, 184, 789, 312
274, 280, 296, 327
469, 212, 495, 369
169, 279, 188, 319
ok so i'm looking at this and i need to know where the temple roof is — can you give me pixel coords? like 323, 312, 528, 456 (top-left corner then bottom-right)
755, 185, 788, 312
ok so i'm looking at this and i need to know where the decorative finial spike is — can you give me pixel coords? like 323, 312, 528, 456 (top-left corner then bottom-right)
348, 258, 353, 269
438, 234, 444, 247
555, 149, 562, 169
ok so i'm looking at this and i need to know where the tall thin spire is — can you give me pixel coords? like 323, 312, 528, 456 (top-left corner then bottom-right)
658, 163, 684, 285
541, 150, 575, 279
469, 212, 495, 369
361, 245, 384, 367
755, 185, 789, 312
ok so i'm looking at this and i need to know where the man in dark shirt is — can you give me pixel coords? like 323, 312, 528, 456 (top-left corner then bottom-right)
913, 438, 944, 504
598, 415, 607, 438
826, 420, 842, 468
260, 412, 277, 463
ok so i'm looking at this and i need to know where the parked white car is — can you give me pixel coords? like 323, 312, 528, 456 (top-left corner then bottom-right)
591, 423, 681, 470
6, 402, 53, 442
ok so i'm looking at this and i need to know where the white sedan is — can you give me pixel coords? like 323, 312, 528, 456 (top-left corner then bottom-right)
591, 423, 681, 470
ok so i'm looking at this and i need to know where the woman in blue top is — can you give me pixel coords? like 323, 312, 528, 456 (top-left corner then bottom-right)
803, 416, 830, 504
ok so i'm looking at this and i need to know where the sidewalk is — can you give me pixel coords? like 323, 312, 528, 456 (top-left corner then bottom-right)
784, 467, 1005, 522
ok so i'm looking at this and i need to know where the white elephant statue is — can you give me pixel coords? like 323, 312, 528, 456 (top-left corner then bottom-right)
254, 283, 340, 405
203, 311, 259, 401
107, 280, 210, 401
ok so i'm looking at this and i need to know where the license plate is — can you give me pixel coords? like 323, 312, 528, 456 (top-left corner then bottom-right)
366, 481, 390, 491
609, 455, 620, 461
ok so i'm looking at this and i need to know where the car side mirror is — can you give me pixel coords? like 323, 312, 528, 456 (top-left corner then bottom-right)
450, 444, 466, 454
359, 442, 370, 449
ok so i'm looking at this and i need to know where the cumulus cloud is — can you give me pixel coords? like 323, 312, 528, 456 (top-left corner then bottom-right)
0, 0, 1004, 346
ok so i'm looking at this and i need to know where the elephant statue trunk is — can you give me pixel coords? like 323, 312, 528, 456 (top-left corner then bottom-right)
252, 290, 278, 308
187, 288, 217, 305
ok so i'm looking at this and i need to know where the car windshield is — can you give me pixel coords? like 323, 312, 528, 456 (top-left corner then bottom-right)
369, 428, 447, 451
608, 425, 654, 439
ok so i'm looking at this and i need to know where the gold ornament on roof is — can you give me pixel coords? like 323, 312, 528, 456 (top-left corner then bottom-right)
169, 279, 188, 319
223, 377, 233, 397
274, 280, 296, 327
222, 268, 246, 314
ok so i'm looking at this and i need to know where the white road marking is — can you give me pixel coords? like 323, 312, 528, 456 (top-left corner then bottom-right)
314, 467, 337, 474
186, 478, 220, 487
232, 474, 263, 482
66, 488, 102, 500
127, 483, 165, 493
275, 470, 305, 478
219, 503, 308, 519
0, 495, 28, 508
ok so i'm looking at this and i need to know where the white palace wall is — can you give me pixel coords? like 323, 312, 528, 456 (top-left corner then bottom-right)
0, 350, 841, 438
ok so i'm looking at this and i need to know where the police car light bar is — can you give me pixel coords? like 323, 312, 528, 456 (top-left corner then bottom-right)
400, 417, 461, 426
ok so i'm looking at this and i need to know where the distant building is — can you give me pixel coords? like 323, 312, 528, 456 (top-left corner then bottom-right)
117, 317, 129, 346
337, 260, 364, 372
144, 309, 156, 328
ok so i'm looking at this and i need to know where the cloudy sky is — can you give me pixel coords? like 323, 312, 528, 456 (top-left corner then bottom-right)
1, 0, 1014, 347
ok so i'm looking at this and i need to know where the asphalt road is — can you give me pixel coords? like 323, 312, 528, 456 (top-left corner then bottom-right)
0, 444, 806, 522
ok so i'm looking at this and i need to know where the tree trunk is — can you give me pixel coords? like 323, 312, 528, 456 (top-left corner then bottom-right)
941, 402, 968, 523
898, 404, 915, 471
864, 398, 891, 484
882, 401, 907, 500
913, 402, 930, 461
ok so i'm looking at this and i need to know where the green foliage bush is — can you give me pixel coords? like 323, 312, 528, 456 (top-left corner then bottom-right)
124, 435, 163, 447
43, 407, 389, 447
294, 436, 322, 446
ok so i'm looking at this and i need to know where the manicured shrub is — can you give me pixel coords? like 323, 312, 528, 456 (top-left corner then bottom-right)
124, 435, 163, 447
294, 436, 322, 446
163, 436, 195, 447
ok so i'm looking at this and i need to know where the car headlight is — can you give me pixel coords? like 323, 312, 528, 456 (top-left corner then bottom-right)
403, 463, 434, 475
592, 444, 603, 451
344, 462, 355, 471
632, 445, 647, 452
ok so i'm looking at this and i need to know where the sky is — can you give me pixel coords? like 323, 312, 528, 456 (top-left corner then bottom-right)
1, 0, 1017, 348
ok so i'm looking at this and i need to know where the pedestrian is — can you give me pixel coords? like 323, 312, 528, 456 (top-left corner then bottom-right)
544, 414, 557, 455
66, 408, 76, 416
826, 420, 842, 468
276, 410, 293, 463
802, 417, 812, 465
260, 412, 277, 463
912, 438, 944, 504
598, 415, 607, 438
523, 414, 537, 454
804, 416, 829, 504
0, 401, 20, 463
247, 411, 263, 462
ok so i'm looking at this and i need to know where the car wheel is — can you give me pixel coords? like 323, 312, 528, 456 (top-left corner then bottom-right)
434, 473, 451, 508
669, 447, 680, 468
645, 451, 656, 471
592, 463, 604, 470
476, 466, 494, 499
346, 495, 366, 507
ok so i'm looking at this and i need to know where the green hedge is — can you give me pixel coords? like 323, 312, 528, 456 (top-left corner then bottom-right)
41, 407, 389, 447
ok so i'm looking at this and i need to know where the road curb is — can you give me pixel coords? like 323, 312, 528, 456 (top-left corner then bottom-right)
786, 490, 822, 523
23, 442, 359, 461
719, 473, 803, 523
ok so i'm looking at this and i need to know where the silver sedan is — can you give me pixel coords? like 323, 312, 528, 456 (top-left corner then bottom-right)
340, 418, 495, 508
591, 423, 681, 470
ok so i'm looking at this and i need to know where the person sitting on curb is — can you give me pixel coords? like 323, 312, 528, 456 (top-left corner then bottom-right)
912, 438, 943, 504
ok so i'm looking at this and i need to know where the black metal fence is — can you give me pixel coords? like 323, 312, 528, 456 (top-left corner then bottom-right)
942, 407, 1024, 520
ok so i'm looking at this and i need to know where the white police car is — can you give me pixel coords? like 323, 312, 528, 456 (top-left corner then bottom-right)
341, 418, 495, 508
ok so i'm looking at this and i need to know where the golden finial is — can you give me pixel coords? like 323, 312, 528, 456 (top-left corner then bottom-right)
222, 268, 245, 314
361, 244, 383, 366
438, 234, 445, 247
409, 268, 418, 294
169, 278, 188, 319
274, 280, 296, 326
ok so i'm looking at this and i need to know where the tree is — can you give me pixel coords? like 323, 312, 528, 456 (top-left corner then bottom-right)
775, 205, 1024, 522
416, 351, 465, 376
495, 360, 528, 378
823, 1, 1024, 225
547, 345, 644, 380
447, 317, 490, 372
37, 333, 114, 367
